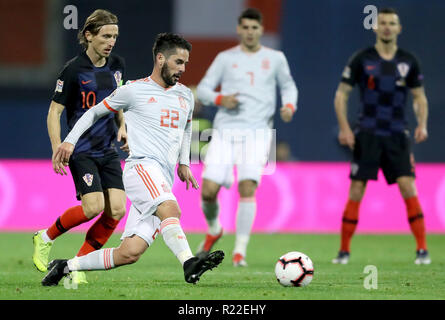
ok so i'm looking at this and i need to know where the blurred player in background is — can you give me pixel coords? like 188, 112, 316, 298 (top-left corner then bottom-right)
41, 33, 224, 287
33, 9, 128, 284
332, 8, 430, 265
196, 8, 298, 267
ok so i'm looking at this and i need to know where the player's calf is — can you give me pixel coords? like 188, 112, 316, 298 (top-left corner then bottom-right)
113, 236, 149, 266
114, 246, 144, 265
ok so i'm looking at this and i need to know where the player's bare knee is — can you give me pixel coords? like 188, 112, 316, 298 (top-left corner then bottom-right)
115, 207, 126, 220
238, 180, 257, 198
201, 187, 218, 202
125, 252, 141, 265
156, 200, 181, 221
119, 249, 141, 265
239, 187, 256, 198
201, 179, 220, 202
108, 204, 126, 220
82, 203, 105, 219
201, 189, 218, 203
397, 177, 417, 198
104, 189, 126, 220
349, 180, 366, 201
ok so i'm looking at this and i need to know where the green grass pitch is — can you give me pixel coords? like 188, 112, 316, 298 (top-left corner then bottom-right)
0, 232, 444, 300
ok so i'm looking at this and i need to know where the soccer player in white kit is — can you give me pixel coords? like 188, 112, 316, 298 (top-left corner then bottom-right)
196, 9, 298, 266
42, 33, 224, 286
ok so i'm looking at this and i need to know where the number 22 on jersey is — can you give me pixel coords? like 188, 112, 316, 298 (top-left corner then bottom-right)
160, 109, 179, 128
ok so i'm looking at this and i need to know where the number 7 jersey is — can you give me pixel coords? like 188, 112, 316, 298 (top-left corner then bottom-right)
197, 45, 298, 130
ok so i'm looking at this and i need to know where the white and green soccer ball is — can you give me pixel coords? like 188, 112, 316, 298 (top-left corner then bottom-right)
275, 251, 314, 287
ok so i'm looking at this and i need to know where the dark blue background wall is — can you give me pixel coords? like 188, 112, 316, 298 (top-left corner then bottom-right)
277, 0, 445, 162
0, 0, 172, 159
1, 0, 443, 161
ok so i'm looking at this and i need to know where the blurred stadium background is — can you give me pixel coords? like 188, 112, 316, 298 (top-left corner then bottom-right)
0, 0, 444, 234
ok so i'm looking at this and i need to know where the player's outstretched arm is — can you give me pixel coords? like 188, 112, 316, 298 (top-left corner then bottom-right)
177, 107, 198, 190
334, 82, 355, 149
47, 101, 66, 154
64, 102, 112, 145
411, 86, 429, 143
196, 53, 226, 107
48, 101, 70, 175
277, 52, 298, 123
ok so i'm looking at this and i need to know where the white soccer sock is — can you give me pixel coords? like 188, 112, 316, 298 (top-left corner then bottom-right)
201, 200, 222, 236
160, 217, 193, 265
234, 198, 256, 257
67, 248, 115, 271
41, 230, 53, 244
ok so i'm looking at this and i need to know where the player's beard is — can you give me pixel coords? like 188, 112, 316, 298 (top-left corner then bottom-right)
242, 34, 260, 51
380, 38, 394, 44
161, 64, 181, 87
379, 32, 396, 44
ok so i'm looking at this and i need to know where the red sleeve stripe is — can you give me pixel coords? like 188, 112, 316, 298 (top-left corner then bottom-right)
284, 103, 296, 113
103, 100, 118, 113
214, 94, 223, 106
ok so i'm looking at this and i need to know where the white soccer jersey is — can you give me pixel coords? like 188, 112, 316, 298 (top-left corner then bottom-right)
64, 76, 194, 185
197, 45, 298, 129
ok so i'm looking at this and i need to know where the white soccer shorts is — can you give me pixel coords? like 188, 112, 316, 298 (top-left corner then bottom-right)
121, 161, 176, 245
120, 204, 161, 246
202, 128, 272, 188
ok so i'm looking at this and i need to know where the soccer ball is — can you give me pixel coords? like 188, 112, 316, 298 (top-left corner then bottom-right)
275, 251, 314, 287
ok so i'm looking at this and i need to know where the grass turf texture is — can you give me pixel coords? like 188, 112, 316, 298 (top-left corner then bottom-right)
0, 232, 444, 300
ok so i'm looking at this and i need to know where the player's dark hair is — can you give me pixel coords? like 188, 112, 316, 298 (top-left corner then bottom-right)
152, 33, 192, 62
238, 8, 263, 25
378, 7, 399, 15
378, 7, 401, 24
78, 9, 118, 49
